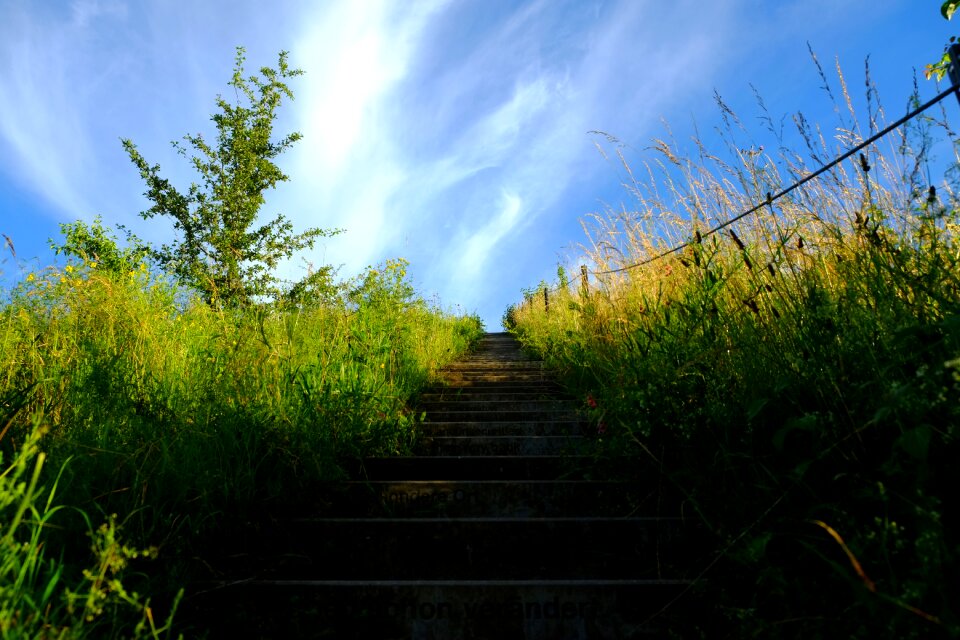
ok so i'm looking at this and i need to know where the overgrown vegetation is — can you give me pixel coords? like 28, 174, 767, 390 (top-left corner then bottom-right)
0, 247, 482, 636
509, 59, 960, 636
0, 47, 483, 637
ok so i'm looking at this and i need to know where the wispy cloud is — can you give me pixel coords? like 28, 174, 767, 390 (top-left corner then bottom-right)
69, 0, 127, 28
457, 189, 524, 280
0, 5, 95, 217
284, 1, 447, 276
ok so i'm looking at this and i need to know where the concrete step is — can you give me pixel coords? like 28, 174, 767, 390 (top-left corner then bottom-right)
204, 517, 698, 581
437, 376, 557, 387
353, 456, 664, 482
423, 382, 565, 395
355, 456, 595, 480
185, 579, 700, 639
423, 409, 579, 423
432, 378, 564, 389
417, 435, 586, 456
313, 480, 680, 518
441, 361, 545, 371
418, 390, 569, 403
418, 399, 576, 413
417, 421, 584, 437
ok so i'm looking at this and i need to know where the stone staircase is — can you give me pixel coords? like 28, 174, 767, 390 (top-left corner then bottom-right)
185, 332, 701, 638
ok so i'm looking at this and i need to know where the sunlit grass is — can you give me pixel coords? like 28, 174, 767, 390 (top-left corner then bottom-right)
1, 255, 483, 637
509, 68, 960, 637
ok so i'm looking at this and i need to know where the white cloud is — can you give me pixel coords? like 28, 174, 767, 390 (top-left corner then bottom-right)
0, 6, 93, 217
285, 1, 447, 275
294, 5, 395, 178
457, 189, 524, 281
69, 0, 126, 28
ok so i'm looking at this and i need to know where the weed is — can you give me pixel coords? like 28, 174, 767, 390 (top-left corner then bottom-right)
0, 254, 482, 637
511, 63, 960, 637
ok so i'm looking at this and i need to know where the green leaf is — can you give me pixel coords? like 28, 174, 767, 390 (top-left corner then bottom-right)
897, 425, 932, 461
747, 397, 768, 422
743, 531, 772, 563
772, 414, 818, 452
943, 1, 960, 20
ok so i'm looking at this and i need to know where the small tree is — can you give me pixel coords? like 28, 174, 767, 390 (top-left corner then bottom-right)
122, 47, 339, 307
50, 215, 150, 278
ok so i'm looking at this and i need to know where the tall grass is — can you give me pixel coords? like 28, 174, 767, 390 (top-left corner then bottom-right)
1, 254, 483, 636
509, 66, 960, 637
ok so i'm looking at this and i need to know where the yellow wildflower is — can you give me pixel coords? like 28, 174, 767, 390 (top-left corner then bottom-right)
26, 273, 35, 282
65, 264, 74, 273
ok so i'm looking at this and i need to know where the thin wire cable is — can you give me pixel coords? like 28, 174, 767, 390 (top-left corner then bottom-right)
592, 82, 960, 276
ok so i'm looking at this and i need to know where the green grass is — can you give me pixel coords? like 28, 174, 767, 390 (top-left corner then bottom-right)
508, 71, 960, 637
0, 256, 483, 637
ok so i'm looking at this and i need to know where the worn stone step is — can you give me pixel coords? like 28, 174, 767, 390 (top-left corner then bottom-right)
423, 383, 565, 396
355, 455, 594, 480
439, 372, 556, 383
458, 354, 544, 368
432, 379, 562, 390
184, 578, 700, 639
417, 435, 586, 456
417, 421, 584, 437
419, 400, 576, 414
442, 361, 545, 371
313, 480, 678, 518
419, 390, 569, 403
424, 409, 579, 423
206, 517, 697, 581
354, 456, 663, 482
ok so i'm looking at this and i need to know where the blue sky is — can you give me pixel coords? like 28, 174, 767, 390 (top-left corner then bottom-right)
0, 0, 954, 328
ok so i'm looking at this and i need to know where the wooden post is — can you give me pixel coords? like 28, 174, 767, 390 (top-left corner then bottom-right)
950, 44, 960, 107
580, 265, 588, 297
543, 286, 549, 313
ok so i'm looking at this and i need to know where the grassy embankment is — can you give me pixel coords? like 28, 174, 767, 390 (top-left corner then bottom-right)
0, 255, 483, 638
508, 73, 959, 637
